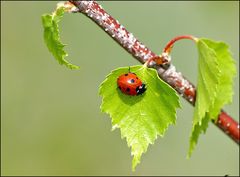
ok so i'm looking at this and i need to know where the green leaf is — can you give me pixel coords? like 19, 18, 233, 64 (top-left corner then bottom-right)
42, 6, 79, 69
99, 65, 180, 171
188, 38, 236, 157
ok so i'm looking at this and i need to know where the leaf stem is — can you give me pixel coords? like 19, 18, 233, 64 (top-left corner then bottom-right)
163, 35, 198, 54
68, 0, 239, 144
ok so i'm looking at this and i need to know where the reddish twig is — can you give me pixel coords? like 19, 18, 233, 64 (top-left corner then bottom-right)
216, 111, 239, 144
69, 1, 239, 144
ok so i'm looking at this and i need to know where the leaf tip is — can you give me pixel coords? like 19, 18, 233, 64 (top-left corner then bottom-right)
69, 64, 80, 70
132, 154, 141, 172
187, 140, 195, 159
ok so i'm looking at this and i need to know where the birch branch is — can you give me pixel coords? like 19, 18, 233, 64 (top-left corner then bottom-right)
69, 0, 239, 144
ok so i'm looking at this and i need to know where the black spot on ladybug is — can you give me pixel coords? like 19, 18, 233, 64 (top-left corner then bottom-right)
126, 88, 130, 92
125, 73, 128, 76
130, 79, 135, 83
136, 77, 138, 79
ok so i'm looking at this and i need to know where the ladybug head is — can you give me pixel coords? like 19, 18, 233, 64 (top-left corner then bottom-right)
136, 83, 146, 95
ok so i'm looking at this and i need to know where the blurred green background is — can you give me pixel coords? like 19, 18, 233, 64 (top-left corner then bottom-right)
1, 1, 239, 176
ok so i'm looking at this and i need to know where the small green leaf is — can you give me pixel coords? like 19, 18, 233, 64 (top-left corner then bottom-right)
188, 38, 236, 157
42, 6, 79, 69
99, 65, 180, 171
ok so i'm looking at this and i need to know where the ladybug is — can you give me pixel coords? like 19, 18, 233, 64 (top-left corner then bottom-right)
117, 72, 146, 96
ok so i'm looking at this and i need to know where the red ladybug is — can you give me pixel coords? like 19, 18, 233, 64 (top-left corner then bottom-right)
117, 72, 146, 96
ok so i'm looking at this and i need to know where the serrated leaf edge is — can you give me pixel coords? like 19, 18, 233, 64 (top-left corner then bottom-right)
42, 6, 79, 70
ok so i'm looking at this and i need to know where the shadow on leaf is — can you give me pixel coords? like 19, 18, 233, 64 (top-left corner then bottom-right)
116, 87, 145, 106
